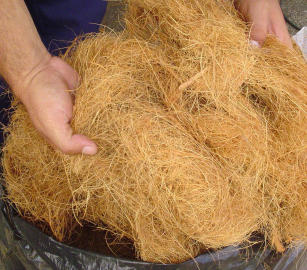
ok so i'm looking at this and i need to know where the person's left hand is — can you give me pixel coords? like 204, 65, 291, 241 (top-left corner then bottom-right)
234, 0, 292, 48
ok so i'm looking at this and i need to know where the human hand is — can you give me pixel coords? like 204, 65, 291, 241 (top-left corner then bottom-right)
234, 0, 292, 48
14, 56, 97, 155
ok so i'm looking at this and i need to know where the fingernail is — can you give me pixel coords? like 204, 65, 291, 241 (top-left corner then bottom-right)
250, 40, 260, 48
82, 146, 97, 155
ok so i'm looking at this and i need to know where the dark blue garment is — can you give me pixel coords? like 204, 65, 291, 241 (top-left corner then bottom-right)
25, 0, 108, 54
0, 0, 108, 145
0, 81, 12, 146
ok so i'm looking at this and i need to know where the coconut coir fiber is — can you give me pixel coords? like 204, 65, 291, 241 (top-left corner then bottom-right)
3, 0, 307, 264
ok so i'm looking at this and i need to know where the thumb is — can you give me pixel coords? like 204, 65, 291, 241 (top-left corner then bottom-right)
59, 133, 98, 156
40, 111, 97, 155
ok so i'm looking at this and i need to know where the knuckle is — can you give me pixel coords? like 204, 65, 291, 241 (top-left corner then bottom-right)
59, 143, 73, 155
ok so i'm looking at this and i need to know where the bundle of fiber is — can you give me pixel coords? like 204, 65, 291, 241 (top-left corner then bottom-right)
2, 0, 307, 264
125, 0, 307, 252
124, 0, 269, 171
247, 38, 307, 251
125, 0, 252, 100
3, 105, 75, 240
3, 34, 262, 263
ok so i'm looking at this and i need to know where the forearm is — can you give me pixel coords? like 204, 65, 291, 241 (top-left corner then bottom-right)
0, 0, 50, 96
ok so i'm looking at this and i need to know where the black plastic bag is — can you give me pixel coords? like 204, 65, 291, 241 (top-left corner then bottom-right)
1, 187, 306, 270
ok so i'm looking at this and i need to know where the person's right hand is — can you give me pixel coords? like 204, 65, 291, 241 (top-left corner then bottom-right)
14, 55, 97, 155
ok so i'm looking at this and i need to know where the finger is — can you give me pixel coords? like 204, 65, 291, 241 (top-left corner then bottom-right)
250, 24, 267, 46
269, 4, 293, 48
60, 133, 98, 155
38, 111, 97, 155
271, 24, 293, 48
275, 31, 293, 48
50, 125, 97, 155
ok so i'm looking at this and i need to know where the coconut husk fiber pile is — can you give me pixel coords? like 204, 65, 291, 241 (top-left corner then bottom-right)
2, 0, 307, 264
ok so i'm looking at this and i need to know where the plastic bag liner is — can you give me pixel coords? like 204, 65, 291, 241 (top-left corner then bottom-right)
1, 186, 306, 270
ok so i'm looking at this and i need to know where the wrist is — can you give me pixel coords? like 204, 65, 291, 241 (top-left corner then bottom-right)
12, 50, 52, 101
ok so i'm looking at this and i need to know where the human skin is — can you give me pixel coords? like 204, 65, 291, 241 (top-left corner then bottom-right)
0, 0, 97, 155
235, 0, 292, 47
0, 0, 292, 155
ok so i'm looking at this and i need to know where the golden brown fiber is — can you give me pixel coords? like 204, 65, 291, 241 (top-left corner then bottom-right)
3, 0, 307, 263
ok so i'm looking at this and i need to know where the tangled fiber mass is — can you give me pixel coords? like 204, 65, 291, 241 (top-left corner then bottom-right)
3, 0, 307, 263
